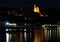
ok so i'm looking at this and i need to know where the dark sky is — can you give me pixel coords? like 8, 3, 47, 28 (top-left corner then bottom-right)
0, 0, 60, 9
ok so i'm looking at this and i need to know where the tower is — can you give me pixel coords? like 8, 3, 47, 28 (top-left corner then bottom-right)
33, 4, 40, 13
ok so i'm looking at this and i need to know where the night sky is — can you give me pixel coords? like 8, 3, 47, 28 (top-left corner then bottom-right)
0, 0, 60, 9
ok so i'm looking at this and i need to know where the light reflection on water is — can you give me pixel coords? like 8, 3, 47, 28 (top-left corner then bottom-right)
6, 33, 9, 42
5, 26, 60, 42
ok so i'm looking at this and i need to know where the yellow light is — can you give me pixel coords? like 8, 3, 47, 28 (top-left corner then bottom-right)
19, 14, 23, 16
40, 14, 44, 17
9, 23, 16, 26
34, 4, 40, 13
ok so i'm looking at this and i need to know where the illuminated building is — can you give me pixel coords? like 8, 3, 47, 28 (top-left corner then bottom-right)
34, 4, 40, 13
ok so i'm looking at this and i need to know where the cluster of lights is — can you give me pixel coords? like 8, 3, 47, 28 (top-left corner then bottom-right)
5, 21, 16, 27
33, 4, 48, 17
42, 24, 60, 28
39, 14, 48, 17
6, 9, 24, 16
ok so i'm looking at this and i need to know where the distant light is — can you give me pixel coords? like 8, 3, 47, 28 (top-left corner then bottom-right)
24, 29, 26, 31
6, 29, 9, 31
40, 14, 44, 17
42, 24, 59, 27
9, 23, 16, 26
24, 23, 27, 25
41, 25, 45, 27
19, 14, 23, 16
58, 22, 60, 24
45, 15, 48, 17
5, 22, 10, 25
34, 4, 40, 13
5, 22, 16, 27
24, 17, 27, 20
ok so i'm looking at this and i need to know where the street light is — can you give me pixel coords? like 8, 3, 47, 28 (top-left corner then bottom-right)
4, 21, 16, 27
